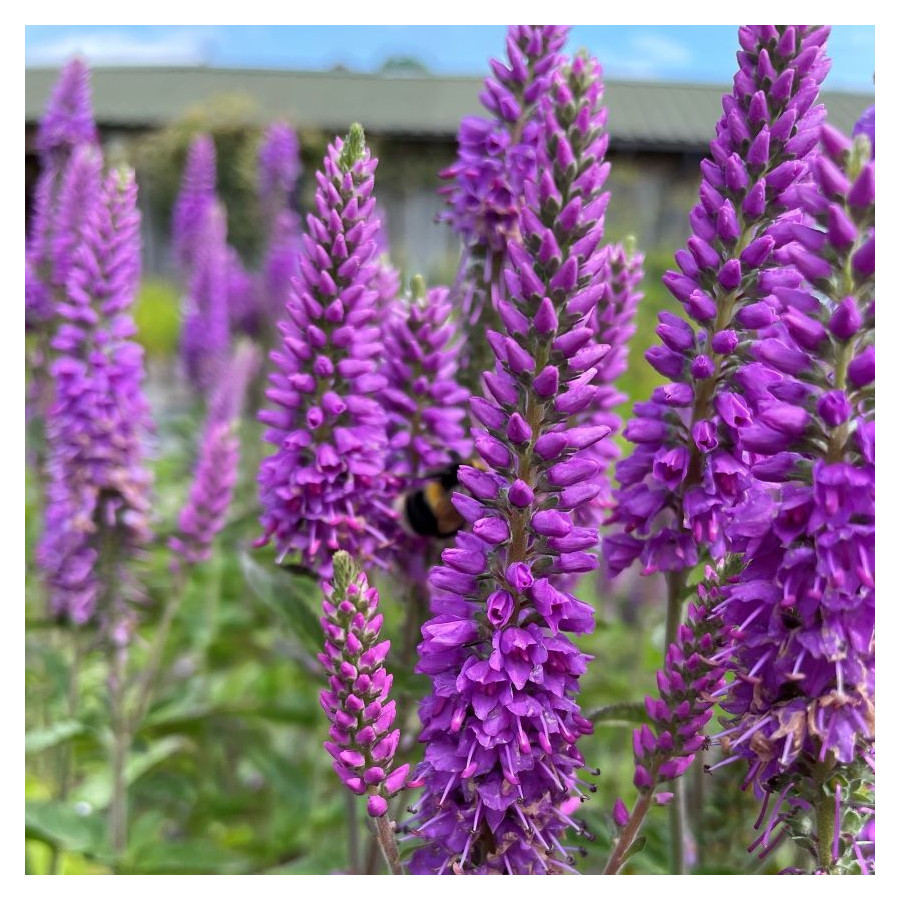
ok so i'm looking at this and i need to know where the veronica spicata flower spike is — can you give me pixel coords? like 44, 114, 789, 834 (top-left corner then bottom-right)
35, 58, 97, 165
259, 123, 304, 328
170, 343, 259, 566
38, 161, 153, 625
172, 134, 217, 272
258, 121, 301, 217
256, 125, 393, 577
382, 277, 472, 479
180, 202, 232, 393
711, 124, 874, 871
440, 25, 569, 388
27, 58, 99, 331
605, 26, 833, 578
320, 551, 409, 817
408, 53, 614, 876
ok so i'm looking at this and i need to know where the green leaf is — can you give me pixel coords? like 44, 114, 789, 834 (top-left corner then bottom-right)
25, 720, 88, 755
239, 550, 322, 651
621, 835, 647, 865
25, 800, 105, 854
122, 838, 253, 874
74, 735, 190, 809
588, 702, 650, 726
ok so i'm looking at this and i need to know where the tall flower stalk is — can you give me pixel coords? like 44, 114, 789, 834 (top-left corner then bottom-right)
440, 25, 569, 389
407, 52, 615, 875
258, 122, 303, 335
36, 160, 153, 854
712, 123, 874, 873
257, 124, 392, 577
606, 26, 833, 581
320, 551, 410, 873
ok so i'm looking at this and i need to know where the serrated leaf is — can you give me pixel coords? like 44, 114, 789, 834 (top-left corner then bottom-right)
25, 720, 88, 755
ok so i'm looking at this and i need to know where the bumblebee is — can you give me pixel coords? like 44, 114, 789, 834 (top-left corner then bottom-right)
397, 459, 467, 538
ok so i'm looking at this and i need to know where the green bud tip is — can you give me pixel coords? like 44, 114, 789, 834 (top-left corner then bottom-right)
410, 274, 427, 300
339, 123, 367, 173
331, 550, 357, 594
623, 235, 638, 258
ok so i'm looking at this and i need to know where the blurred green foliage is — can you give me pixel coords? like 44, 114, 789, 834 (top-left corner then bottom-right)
134, 278, 182, 359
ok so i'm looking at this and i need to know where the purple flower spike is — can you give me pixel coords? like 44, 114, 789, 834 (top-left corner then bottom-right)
170, 344, 259, 565
319, 552, 409, 816
714, 122, 875, 871
606, 26, 832, 577
180, 202, 232, 393
27, 62, 99, 333
35, 58, 98, 164
258, 120, 301, 216
382, 279, 472, 480
38, 165, 153, 625
257, 125, 393, 577
440, 26, 570, 386
408, 52, 613, 876
172, 134, 217, 272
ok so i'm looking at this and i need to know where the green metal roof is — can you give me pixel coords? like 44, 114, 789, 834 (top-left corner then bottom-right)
25, 66, 873, 150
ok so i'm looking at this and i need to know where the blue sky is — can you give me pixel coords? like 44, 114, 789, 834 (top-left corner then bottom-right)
25, 25, 875, 91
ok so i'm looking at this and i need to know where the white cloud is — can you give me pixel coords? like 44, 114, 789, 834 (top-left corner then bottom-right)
25, 28, 217, 66
630, 32, 693, 67
589, 29, 693, 81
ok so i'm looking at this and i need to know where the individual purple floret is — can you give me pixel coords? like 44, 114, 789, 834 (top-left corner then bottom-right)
172, 134, 217, 272
407, 53, 614, 875
38, 160, 153, 625
180, 202, 231, 393
256, 125, 393, 577
709, 127, 874, 872
319, 551, 410, 818
170, 343, 259, 566
258, 121, 301, 217
605, 26, 832, 579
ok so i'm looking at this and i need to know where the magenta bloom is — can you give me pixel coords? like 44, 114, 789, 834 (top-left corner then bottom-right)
172, 134, 217, 272
381, 282, 472, 479
319, 552, 410, 817
606, 26, 833, 577
34, 58, 97, 164
27, 60, 99, 332
38, 161, 153, 624
256, 125, 393, 577
715, 125, 874, 821
180, 202, 231, 393
258, 121, 301, 217
408, 54, 613, 875
258, 123, 304, 328
171, 344, 258, 566
440, 25, 569, 322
